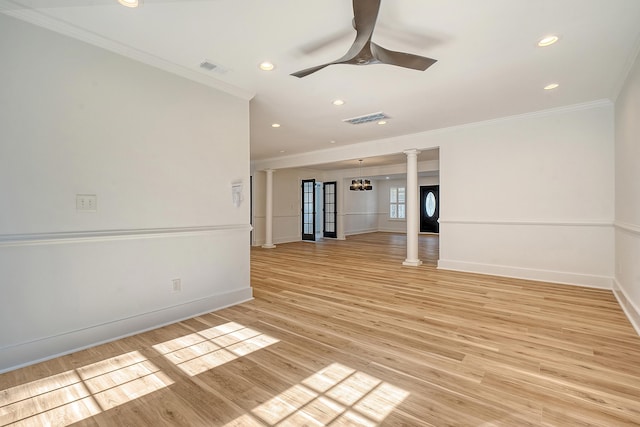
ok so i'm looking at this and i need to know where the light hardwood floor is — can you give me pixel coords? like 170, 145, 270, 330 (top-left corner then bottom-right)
2, 233, 640, 426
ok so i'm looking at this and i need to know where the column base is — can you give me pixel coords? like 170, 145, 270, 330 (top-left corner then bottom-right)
402, 259, 423, 267
261, 244, 276, 249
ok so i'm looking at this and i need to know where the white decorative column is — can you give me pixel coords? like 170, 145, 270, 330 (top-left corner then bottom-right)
403, 149, 422, 266
262, 169, 276, 249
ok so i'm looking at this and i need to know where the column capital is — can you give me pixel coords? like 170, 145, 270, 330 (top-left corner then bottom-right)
263, 168, 275, 173
403, 149, 420, 156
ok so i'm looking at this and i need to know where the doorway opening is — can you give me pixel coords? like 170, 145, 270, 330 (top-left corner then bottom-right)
301, 179, 338, 241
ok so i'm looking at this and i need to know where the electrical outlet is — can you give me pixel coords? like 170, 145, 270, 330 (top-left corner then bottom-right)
172, 278, 182, 292
76, 194, 97, 212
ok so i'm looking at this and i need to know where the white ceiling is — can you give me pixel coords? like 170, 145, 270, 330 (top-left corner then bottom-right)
3, 0, 640, 166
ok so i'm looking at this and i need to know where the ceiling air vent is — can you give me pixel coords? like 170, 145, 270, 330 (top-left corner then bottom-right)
200, 61, 217, 71
199, 60, 228, 74
343, 112, 389, 125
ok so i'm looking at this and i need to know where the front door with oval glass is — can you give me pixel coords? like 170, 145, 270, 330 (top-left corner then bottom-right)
420, 185, 439, 233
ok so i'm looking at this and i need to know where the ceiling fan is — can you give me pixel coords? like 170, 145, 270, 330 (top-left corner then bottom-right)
291, 0, 437, 78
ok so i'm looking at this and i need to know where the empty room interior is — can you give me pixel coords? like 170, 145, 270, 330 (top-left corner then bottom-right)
1, 0, 640, 425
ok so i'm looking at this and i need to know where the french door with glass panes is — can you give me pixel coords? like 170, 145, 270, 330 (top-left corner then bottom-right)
323, 182, 337, 238
301, 179, 315, 241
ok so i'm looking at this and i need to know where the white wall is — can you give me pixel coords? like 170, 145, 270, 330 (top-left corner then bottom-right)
614, 50, 640, 333
0, 15, 251, 372
252, 168, 320, 245
376, 179, 405, 233
438, 104, 614, 288
343, 181, 378, 236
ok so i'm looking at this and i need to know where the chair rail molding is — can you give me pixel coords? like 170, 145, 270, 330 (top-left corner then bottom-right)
0, 224, 253, 247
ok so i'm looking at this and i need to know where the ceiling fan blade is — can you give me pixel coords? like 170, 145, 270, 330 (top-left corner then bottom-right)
352, 0, 381, 35
290, 63, 334, 78
291, 0, 437, 77
371, 42, 437, 71
342, 0, 380, 58
291, 0, 382, 77
297, 28, 354, 55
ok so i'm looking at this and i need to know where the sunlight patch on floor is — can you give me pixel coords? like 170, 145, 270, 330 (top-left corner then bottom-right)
152, 322, 279, 376
77, 351, 173, 411
0, 351, 172, 427
224, 362, 409, 426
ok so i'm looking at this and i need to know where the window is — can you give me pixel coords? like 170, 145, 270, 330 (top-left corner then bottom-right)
390, 187, 405, 219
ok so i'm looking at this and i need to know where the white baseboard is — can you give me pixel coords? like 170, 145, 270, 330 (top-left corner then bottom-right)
253, 235, 300, 247
377, 228, 406, 233
613, 279, 640, 336
0, 287, 253, 374
345, 228, 378, 236
274, 236, 302, 245
437, 259, 613, 289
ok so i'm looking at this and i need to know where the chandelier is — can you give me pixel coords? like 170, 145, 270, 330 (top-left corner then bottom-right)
349, 159, 373, 191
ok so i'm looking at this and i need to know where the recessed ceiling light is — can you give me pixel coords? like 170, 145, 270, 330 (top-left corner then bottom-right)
271, 123, 281, 128
279, 150, 286, 153
332, 99, 345, 106
544, 83, 559, 90
259, 62, 275, 71
377, 120, 387, 125
538, 35, 559, 47
385, 177, 390, 180
118, 0, 140, 7
330, 140, 336, 144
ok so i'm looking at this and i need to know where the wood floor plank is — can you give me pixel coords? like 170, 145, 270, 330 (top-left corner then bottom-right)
2, 232, 640, 426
